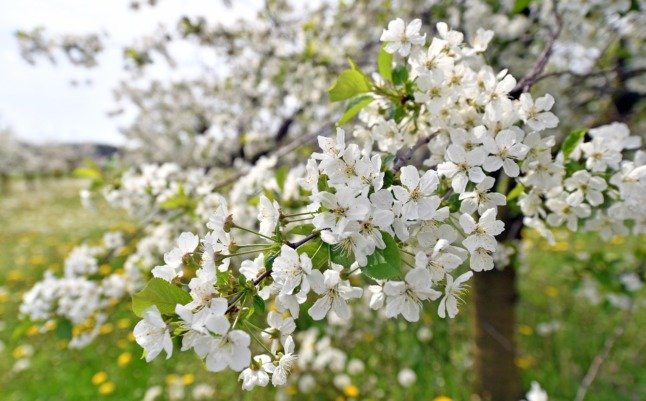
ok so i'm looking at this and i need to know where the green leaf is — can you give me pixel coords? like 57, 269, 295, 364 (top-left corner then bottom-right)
338, 95, 373, 125
159, 184, 192, 210
317, 174, 330, 192
382, 170, 394, 189
330, 245, 355, 267
362, 232, 401, 279
507, 183, 525, 201
378, 45, 393, 82
132, 278, 192, 317
392, 105, 407, 123
73, 166, 102, 181
511, 0, 532, 14
298, 238, 330, 270
264, 252, 279, 270
392, 65, 408, 86
252, 295, 266, 315
55, 319, 73, 340
446, 193, 461, 213
288, 223, 316, 236
275, 165, 289, 191
328, 69, 371, 102
561, 129, 587, 160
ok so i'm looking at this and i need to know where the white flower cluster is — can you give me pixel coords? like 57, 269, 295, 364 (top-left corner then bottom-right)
128, 18, 645, 391
126, 18, 645, 390
20, 232, 140, 348
521, 122, 645, 242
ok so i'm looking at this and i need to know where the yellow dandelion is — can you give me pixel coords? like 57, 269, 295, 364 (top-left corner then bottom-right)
165, 374, 179, 385
433, 397, 453, 401
286, 385, 298, 395
91, 371, 108, 385
518, 325, 533, 336
99, 323, 113, 335
515, 355, 535, 369
117, 352, 132, 367
26, 325, 39, 337
610, 235, 624, 245
6, 270, 24, 282
98, 382, 115, 395
182, 373, 194, 385
117, 318, 131, 329
29, 255, 46, 265
544, 286, 558, 298
127, 332, 136, 342
44, 320, 56, 331
343, 385, 360, 397
12, 345, 31, 359
549, 241, 569, 252
99, 264, 112, 275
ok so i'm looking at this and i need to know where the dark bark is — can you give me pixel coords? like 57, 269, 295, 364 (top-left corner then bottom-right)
0, 173, 9, 195
472, 263, 522, 401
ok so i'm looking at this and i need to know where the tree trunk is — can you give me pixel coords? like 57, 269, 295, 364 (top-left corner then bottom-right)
472, 265, 521, 401
0, 173, 9, 195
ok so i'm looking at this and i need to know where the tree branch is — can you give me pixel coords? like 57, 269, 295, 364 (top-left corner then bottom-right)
510, 0, 563, 98
213, 123, 332, 190
393, 135, 433, 172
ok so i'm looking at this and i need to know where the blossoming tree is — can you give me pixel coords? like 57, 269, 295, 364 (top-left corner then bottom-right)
17, 1, 646, 400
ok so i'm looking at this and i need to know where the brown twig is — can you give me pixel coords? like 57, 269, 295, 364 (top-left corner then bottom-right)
510, 0, 563, 98
213, 123, 332, 190
286, 231, 320, 249
225, 229, 321, 314
393, 135, 433, 172
533, 67, 646, 86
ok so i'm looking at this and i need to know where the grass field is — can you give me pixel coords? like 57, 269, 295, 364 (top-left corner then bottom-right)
0, 178, 644, 400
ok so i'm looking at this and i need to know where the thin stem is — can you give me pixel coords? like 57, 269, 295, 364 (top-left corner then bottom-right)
284, 217, 313, 223
226, 291, 246, 313
233, 224, 275, 241
346, 265, 362, 276
402, 258, 415, 269
222, 248, 272, 259
282, 211, 317, 218
231, 293, 246, 328
245, 321, 273, 354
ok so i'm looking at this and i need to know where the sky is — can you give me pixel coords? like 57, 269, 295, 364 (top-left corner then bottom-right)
0, 0, 258, 145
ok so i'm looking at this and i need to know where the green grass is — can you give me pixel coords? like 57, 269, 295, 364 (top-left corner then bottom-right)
0, 178, 644, 400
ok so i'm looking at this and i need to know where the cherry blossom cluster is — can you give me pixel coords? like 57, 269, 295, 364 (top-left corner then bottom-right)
128, 18, 645, 391
520, 122, 645, 243
19, 232, 142, 347
128, 19, 523, 389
